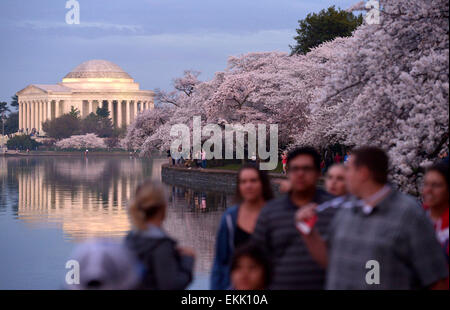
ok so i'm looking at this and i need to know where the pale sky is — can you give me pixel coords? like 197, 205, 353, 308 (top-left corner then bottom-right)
0, 0, 357, 105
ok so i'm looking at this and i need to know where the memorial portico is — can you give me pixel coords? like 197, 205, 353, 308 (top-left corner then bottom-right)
16, 60, 154, 134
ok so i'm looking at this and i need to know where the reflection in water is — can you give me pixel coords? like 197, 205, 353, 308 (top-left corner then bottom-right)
167, 186, 231, 273
15, 157, 149, 240
0, 156, 229, 287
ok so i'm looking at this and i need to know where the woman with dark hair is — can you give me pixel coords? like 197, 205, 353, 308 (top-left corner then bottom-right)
210, 164, 273, 290
422, 162, 449, 264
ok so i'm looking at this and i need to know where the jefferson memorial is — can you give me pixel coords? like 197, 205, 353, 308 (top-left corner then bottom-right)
16, 60, 154, 134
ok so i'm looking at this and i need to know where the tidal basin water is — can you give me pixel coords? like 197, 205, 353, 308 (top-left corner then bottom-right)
0, 156, 231, 289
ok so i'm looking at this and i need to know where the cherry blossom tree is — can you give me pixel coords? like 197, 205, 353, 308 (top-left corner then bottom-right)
121, 107, 172, 151
154, 70, 201, 107
207, 45, 346, 147
299, 0, 449, 194
173, 70, 201, 96
56, 133, 106, 149
146, 81, 214, 153
124, 0, 448, 192
129, 45, 347, 155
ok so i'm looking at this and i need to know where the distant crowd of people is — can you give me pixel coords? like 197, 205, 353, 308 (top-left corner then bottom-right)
66, 146, 449, 290
167, 148, 208, 169
169, 147, 351, 175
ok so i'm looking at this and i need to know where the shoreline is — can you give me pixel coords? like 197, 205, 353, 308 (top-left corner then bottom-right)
1, 150, 132, 157
162, 163, 287, 178
161, 164, 287, 194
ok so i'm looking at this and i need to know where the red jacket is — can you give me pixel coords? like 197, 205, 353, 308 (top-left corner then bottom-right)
424, 205, 449, 263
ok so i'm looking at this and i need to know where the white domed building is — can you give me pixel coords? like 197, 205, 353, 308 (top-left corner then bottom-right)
16, 60, 154, 134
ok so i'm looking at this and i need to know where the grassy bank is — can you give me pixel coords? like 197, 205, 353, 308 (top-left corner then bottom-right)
214, 161, 284, 174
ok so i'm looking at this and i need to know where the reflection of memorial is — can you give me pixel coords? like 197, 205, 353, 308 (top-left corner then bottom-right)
52, 160, 107, 181
16, 157, 150, 240
11, 156, 227, 274
0, 158, 6, 177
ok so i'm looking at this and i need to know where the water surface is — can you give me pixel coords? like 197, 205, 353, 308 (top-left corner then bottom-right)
0, 156, 231, 289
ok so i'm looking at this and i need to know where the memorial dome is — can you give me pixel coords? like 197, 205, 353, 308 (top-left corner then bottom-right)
64, 60, 133, 79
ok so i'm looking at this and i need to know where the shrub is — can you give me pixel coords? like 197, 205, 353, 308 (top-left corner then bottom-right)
6, 134, 41, 150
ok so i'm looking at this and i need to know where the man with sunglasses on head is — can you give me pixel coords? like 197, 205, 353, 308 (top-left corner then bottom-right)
251, 146, 337, 289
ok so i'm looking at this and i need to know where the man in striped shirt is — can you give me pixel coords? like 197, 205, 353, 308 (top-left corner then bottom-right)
252, 147, 336, 289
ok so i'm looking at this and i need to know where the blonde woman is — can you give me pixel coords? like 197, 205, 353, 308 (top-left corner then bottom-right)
125, 180, 195, 290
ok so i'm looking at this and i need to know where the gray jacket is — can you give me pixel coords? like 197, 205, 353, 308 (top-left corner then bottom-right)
125, 225, 194, 290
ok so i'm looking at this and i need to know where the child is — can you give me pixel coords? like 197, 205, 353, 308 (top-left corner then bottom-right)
230, 242, 271, 290
125, 180, 195, 290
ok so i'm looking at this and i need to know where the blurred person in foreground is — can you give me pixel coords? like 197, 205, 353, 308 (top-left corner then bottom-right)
324, 164, 348, 197
251, 147, 336, 289
422, 162, 449, 264
125, 180, 195, 290
65, 239, 140, 290
230, 242, 272, 290
296, 146, 449, 290
211, 164, 273, 290
277, 163, 347, 197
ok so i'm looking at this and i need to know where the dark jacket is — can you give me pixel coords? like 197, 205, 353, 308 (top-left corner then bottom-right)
210, 205, 239, 290
125, 225, 194, 290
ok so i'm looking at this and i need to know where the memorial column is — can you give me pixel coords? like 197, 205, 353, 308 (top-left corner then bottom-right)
19, 102, 22, 130
125, 100, 130, 126
117, 100, 122, 128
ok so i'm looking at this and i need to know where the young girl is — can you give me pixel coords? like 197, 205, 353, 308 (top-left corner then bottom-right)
125, 180, 195, 290
230, 242, 271, 290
